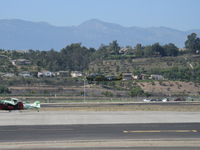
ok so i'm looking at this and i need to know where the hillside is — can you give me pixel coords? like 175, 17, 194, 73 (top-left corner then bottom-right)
1, 49, 200, 97
88, 54, 200, 77
137, 81, 200, 96
1, 19, 200, 50
4, 80, 200, 101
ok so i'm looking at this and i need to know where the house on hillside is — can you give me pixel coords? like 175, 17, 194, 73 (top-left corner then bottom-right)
12, 59, 31, 66
55, 71, 70, 77
179, 48, 187, 51
37, 71, 54, 77
119, 48, 129, 54
132, 75, 139, 80
18, 71, 31, 77
2, 73, 15, 78
71, 71, 83, 78
132, 74, 149, 80
122, 72, 133, 80
149, 74, 165, 80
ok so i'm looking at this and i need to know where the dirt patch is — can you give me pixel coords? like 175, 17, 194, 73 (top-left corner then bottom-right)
138, 81, 200, 96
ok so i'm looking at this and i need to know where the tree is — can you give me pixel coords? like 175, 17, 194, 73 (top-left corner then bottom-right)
185, 33, 200, 53
151, 43, 165, 57
129, 86, 144, 97
60, 43, 94, 71
195, 38, 200, 51
143, 45, 153, 57
0, 86, 11, 94
93, 45, 110, 60
101, 91, 114, 97
108, 40, 120, 55
134, 43, 143, 57
163, 43, 179, 56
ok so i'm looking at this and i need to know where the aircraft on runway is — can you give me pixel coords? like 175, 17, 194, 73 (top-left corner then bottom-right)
23, 101, 40, 111
86, 73, 122, 83
0, 98, 40, 111
0, 98, 24, 111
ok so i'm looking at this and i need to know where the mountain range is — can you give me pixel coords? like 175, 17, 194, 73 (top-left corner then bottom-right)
0, 19, 200, 50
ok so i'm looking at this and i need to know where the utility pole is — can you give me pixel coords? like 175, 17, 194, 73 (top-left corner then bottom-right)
83, 78, 86, 103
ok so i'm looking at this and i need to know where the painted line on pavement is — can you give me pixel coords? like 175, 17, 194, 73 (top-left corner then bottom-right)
123, 130, 198, 133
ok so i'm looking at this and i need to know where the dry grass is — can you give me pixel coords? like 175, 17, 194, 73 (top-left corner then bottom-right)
137, 81, 200, 96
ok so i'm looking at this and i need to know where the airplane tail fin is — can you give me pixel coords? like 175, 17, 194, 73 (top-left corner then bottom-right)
33, 101, 41, 108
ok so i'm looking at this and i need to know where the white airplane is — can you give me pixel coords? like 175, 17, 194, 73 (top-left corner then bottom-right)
0, 98, 41, 111
23, 101, 41, 111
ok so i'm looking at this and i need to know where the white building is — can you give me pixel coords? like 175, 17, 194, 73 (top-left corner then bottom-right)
18, 71, 31, 77
37, 71, 54, 77
71, 71, 83, 78
149, 74, 165, 80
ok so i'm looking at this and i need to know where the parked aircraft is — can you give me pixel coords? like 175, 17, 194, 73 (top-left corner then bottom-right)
24, 101, 40, 111
86, 73, 122, 83
0, 98, 40, 111
0, 98, 24, 111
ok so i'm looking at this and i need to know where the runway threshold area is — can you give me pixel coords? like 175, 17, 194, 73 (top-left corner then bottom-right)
0, 123, 200, 142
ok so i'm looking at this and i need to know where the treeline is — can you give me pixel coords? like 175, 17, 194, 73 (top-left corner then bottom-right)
125, 42, 179, 58
95, 33, 200, 59
0, 33, 200, 73
6, 43, 95, 72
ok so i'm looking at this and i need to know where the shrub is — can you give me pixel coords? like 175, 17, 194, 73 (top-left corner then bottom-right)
0, 86, 11, 94
101, 91, 114, 97
129, 86, 144, 97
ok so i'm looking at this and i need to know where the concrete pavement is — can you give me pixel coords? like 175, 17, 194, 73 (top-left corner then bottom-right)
0, 111, 200, 126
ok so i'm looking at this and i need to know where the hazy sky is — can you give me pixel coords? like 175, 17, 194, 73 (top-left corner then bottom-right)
0, 0, 199, 30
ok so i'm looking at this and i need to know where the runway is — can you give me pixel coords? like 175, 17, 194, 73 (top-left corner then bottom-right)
1, 110, 200, 149
0, 123, 200, 143
42, 101, 200, 108
0, 123, 200, 149
10, 147, 200, 150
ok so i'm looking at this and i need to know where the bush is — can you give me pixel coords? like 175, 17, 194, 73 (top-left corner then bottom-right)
101, 91, 114, 97
0, 86, 11, 94
129, 86, 144, 97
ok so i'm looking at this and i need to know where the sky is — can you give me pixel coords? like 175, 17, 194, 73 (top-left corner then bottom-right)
0, 0, 200, 31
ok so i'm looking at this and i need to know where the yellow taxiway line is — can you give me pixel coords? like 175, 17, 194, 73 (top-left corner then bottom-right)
123, 130, 198, 133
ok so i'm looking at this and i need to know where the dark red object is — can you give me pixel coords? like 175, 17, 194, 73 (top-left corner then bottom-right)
0, 102, 24, 111
174, 98, 186, 101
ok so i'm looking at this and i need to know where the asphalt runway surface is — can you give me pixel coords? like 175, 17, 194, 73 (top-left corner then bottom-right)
0, 123, 200, 143
42, 101, 200, 108
14, 147, 200, 150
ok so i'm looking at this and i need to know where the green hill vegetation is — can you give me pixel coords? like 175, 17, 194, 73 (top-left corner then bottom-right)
0, 33, 200, 97
0, 33, 200, 82
89, 54, 200, 82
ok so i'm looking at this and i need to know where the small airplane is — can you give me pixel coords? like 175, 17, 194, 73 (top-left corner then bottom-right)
86, 73, 122, 83
0, 98, 24, 111
23, 101, 41, 111
0, 98, 40, 111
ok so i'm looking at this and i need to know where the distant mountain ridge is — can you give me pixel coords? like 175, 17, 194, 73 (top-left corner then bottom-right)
0, 19, 199, 50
